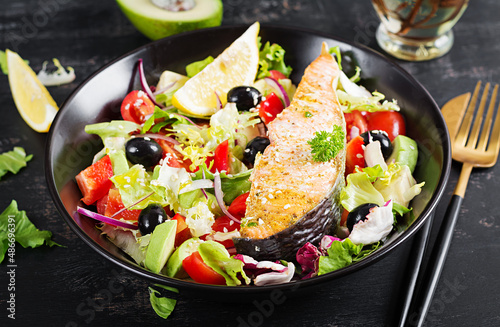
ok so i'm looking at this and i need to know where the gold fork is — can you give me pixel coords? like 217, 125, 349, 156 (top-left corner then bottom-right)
407, 81, 500, 327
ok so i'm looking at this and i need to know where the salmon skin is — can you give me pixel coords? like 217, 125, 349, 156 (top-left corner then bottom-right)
234, 42, 346, 261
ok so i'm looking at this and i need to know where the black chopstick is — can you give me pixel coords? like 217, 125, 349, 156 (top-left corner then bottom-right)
396, 213, 434, 327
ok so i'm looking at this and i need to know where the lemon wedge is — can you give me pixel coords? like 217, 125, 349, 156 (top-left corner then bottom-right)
6, 49, 59, 133
172, 22, 260, 117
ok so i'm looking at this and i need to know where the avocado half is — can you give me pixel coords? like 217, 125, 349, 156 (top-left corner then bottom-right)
116, 0, 223, 40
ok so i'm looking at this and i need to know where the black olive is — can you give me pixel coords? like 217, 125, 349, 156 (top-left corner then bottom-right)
244, 136, 270, 165
125, 137, 163, 168
138, 204, 169, 235
227, 86, 262, 111
360, 130, 393, 159
346, 203, 379, 232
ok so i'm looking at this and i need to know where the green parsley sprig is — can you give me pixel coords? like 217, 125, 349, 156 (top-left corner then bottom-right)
308, 125, 345, 162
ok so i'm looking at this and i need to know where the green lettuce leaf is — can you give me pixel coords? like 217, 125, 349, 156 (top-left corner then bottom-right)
0, 147, 32, 180
373, 163, 425, 208
340, 171, 385, 212
186, 56, 214, 78
0, 200, 61, 263
198, 241, 250, 286
353, 242, 381, 262
328, 46, 343, 70
149, 284, 178, 319
141, 106, 187, 134
257, 41, 292, 79
111, 165, 165, 210
85, 120, 140, 140
317, 239, 362, 275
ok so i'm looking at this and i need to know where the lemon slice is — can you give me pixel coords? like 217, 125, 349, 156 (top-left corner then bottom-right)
6, 50, 59, 132
172, 22, 260, 117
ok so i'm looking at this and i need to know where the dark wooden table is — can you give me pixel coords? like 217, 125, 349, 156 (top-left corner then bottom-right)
1, 1, 499, 326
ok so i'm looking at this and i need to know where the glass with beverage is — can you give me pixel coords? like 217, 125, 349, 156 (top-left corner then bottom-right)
371, 0, 469, 61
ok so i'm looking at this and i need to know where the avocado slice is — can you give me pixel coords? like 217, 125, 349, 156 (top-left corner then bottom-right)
386, 135, 419, 173
144, 220, 177, 274
165, 237, 203, 278
116, 0, 223, 40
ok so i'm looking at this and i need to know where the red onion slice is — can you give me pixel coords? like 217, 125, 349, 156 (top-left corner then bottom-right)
201, 169, 209, 200
213, 172, 241, 223
264, 77, 290, 107
77, 206, 139, 230
214, 91, 223, 110
110, 192, 154, 218
171, 112, 201, 127
138, 59, 164, 108
153, 80, 178, 95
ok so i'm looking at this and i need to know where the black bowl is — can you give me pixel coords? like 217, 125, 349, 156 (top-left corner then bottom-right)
45, 24, 451, 297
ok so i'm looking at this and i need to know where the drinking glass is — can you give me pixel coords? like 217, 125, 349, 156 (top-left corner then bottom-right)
371, 0, 469, 61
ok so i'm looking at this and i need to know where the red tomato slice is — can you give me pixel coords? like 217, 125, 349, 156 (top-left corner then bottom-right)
156, 139, 194, 171
345, 136, 365, 177
213, 140, 230, 173
171, 214, 192, 247
104, 188, 141, 221
227, 192, 249, 220
269, 70, 287, 80
344, 110, 368, 142
182, 251, 226, 285
75, 155, 114, 205
120, 90, 155, 124
209, 216, 241, 248
259, 92, 285, 124
206, 140, 230, 173
96, 193, 108, 216
365, 111, 406, 141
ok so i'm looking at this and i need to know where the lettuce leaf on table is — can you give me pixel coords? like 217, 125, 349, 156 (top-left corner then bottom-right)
0, 200, 61, 263
149, 284, 179, 319
0, 147, 32, 180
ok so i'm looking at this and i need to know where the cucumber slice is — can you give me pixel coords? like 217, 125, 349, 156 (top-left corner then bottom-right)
386, 135, 418, 173
144, 220, 177, 274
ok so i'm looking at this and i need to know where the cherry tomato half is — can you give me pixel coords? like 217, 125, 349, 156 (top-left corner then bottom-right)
365, 111, 406, 141
345, 135, 365, 177
344, 110, 368, 142
182, 251, 226, 285
120, 90, 155, 124
269, 70, 287, 80
259, 92, 285, 124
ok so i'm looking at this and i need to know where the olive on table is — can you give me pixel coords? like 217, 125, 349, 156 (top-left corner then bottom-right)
138, 204, 169, 235
227, 86, 262, 111
244, 136, 271, 165
125, 137, 163, 168
360, 130, 393, 159
346, 203, 379, 232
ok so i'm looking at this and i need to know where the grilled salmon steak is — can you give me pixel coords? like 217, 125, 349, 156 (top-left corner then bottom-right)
234, 42, 346, 261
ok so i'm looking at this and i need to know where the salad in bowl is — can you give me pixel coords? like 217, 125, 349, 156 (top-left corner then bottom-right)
70, 22, 425, 287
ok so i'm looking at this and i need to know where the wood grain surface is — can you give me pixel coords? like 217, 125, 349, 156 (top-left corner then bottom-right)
0, 0, 499, 326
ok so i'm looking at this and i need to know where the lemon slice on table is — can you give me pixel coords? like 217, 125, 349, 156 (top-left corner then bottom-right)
172, 22, 260, 117
6, 49, 59, 133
